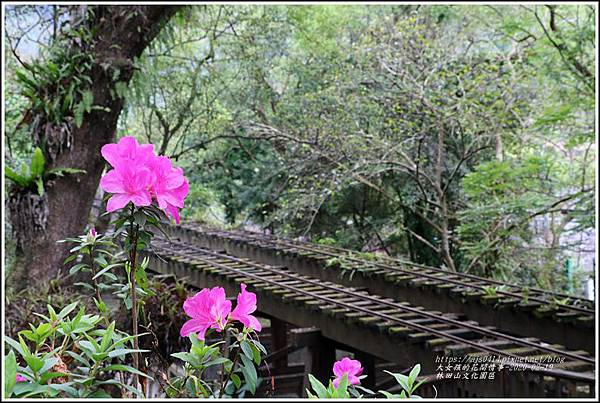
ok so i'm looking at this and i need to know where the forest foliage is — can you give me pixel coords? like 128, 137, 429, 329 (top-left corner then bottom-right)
4, 4, 597, 295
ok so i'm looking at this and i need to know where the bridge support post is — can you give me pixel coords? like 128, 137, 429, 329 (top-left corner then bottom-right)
271, 318, 288, 370
309, 338, 336, 385
294, 328, 336, 396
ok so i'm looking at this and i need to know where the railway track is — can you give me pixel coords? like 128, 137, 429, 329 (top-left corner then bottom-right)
145, 236, 595, 397
169, 222, 596, 354
179, 223, 594, 312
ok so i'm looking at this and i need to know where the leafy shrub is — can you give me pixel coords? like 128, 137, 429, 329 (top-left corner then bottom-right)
4, 303, 148, 398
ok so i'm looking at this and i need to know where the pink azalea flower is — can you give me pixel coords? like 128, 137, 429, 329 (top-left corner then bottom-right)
230, 283, 262, 332
100, 164, 153, 212
333, 357, 363, 388
89, 228, 97, 237
165, 202, 183, 224
16, 374, 27, 383
99, 135, 189, 220
164, 178, 189, 224
101, 136, 155, 169
148, 156, 189, 223
180, 287, 232, 340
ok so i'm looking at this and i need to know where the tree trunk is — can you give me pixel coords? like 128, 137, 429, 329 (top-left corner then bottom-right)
8, 6, 181, 289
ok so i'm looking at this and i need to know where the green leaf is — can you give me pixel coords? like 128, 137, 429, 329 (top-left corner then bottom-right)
94, 298, 107, 313
35, 178, 44, 196
87, 389, 112, 398
15, 69, 38, 90
63, 254, 78, 264
110, 332, 150, 350
39, 357, 60, 375
48, 382, 78, 397
336, 373, 349, 397
240, 355, 257, 395
4, 351, 17, 397
107, 348, 149, 358
35, 323, 53, 338
20, 163, 29, 180
94, 256, 108, 267
69, 244, 85, 253
65, 351, 89, 366
349, 387, 362, 398
81, 89, 94, 112
103, 364, 153, 379
384, 370, 410, 393
47, 305, 58, 322
74, 282, 95, 292
408, 364, 421, 390
308, 374, 328, 398
92, 352, 109, 362
328, 379, 337, 397
171, 352, 198, 366
12, 382, 50, 398
252, 339, 268, 356
18, 335, 32, 359
24, 354, 45, 373
240, 340, 253, 361
69, 263, 88, 275
379, 390, 401, 399
250, 342, 261, 365
133, 211, 147, 226
20, 330, 37, 344
92, 263, 123, 280
231, 373, 241, 389
40, 371, 70, 384
204, 357, 230, 368
355, 384, 374, 395
5, 336, 25, 356
84, 333, 101, 351
30, 147, 45, 178
100, 322, 115, 352
74, 102, 84, 127
47, 167, 86, 177
78, 340, 97, 355
5, 166, 29, 187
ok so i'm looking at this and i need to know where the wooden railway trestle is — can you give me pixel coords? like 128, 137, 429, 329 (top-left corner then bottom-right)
141, 230, 595, 398
170, 222, 595, 355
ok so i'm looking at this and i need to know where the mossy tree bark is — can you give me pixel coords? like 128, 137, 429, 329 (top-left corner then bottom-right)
8, 6, 181, 289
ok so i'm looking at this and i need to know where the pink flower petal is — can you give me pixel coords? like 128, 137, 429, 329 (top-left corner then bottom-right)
165, 203, 181, 224
133, 167, 154, 190
173, 178, 190, 200
183, 289, 211, 318
101, 136, 156, 169
99, 169, 125, 193
245, 315, 263, 332
333, 357, 363, 387
101, 143, 121, 168
165, 167, 185, 189
181, 287, 231, 338
106, 193, 132, 212
130, 192, 152, 207
230, 283, 261, 332
180, 318, 211, 339
100, 136, 188, 216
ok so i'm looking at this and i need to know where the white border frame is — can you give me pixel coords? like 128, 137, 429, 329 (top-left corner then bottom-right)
1, 1, 598, 401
